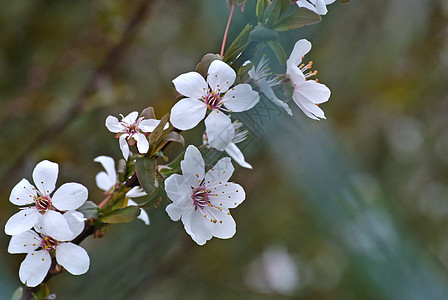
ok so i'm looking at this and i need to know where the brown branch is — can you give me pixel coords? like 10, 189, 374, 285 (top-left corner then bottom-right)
4, 0, 155, 186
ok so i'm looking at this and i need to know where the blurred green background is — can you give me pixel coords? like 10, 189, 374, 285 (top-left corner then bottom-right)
1, 0, 448, 299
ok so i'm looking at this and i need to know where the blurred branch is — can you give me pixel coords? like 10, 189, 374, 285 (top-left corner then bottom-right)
2, 0, 156, 185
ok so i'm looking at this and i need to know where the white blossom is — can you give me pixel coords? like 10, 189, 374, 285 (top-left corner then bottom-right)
94, 156, 149, 225
165, 145, 245, 245
5, 160, 88, 241
105, 111, 167, 160
170, 60, 259, 150
286, 39, 331, 120
8, 217, 89, 287
296, 0, 336, 15
203, 121, 252, 169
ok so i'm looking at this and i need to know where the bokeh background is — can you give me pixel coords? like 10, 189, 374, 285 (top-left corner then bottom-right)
1, 0, 448, 299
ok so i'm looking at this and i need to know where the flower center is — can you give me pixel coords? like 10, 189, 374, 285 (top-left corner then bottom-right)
205, 92, 222, 110
42, 236, 58, 251
192, 187, 211, 210
299, 60, 319, 81
35, 196, 52, 212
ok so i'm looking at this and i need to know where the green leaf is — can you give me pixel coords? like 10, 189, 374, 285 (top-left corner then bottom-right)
263, 0, 289, 28
268, 40, 287, 65
256, 0, 269, 24
77, 201, 99, 219
148, 114, 170, 155
152, 131, 185, 155
249, 26, 279, 42
100, 206, 140, 224
99, 185, 130, 212
135, 157, 157, 195
195, 53, 220, 78
159, 150, 185, 178
139, 184, 164, 208
271, 7, 321, 31
11, 287, 23, 300
223, 24, 253, 65
237, 62, 254, 83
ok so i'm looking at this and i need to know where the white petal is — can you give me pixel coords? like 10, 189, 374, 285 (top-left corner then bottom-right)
170, 98, 207, 130
224, 143, 252, 169
182, 208, 212, 245
119, 135, 130, 160
287, 63, 306, 86
222, 84, 259, 112
208, 182, 245, 209
95, 172, 114, 191
180, 145, 205, 186
315, 0, 328, 15
56, 243, 90, 275
204, 110, 234, 151
287, 39, 312, 69
19, 251, 51, 287
42, 210, 73, 241
139, 119, 161, 133
296, 80, 331, 105
32, 160, 58, 196
105, 116, 123, 133
10, 178, 37, 206
202, 206, 236, 239
121, 111, 139, 125
204, 157, 234, 185
165, 174, 194, 205
126, 186, 147, 198
8, 231, 42, 254
93, 156, 116, 184
166, 204, 183, 221
127, 199, 150, 224
52, 183, 88, 211
134, 133, 149, 154
300, 98, 326, 119
5, 208, 40, 236
64, 211, 85, 239
296, 0, 317, 13
172, 71, 208, 99
207, 60, 236, 93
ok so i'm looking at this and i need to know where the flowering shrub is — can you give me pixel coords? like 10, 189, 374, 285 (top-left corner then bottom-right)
4, 0, 349, 298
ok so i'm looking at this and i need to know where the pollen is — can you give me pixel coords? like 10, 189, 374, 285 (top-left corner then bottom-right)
42, 258, 45, 261
219, 221, 222, 223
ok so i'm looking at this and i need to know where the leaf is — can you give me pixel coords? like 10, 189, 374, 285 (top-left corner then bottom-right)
77, 201, 99, 219
153, 131, 185, 154
100, 185, 130, 212
135, 157, 157, 195
140, 107, 156, 119
139, 184, 164, 208
263, 0, 290, 28
223, 24, 253, 65
148, 114, 170, 154
100, 206, 140, 224
256, 0, 269, 24
159, 150, 185, 178
271, 7, 321, 31
237, 62, 254, 83
11, 287, 23, 300
195, 53, 220, 78
249, 26, 279, 42
268, 40, 287, 65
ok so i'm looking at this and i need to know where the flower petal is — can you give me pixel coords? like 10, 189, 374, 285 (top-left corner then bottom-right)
52, 183, 88, 211
170, 98, 207, 130
134, 133, 150, 154
105, 116, 123, 133
172, 71, 208, 99
19, 251, 51, 287
166, 203, 183, 221
315, 0, 328, 15
8, 231, 41, 254
128, 199, 150, 225
204, 110, 234, 151
182, 208, 212, 245
287, 64, 306, 86
222, 84, 259, 112
208, 182, 245, 209
119, 135, 130, 160
93, 156, 116, 185
139, 119, 162, 133
56, 243, 90, 275
121, 111, 139, 125
165, 174, 194, 205
5, 208, 40, 236
295, 80, 331, 105
296, 0, 317, 13
42, 210, 74, 241
207, 60, 236, 93
64, 211, 86, 239
126, 186, 147, 198
32, 160, 59, 196
204, 157, 234, 185
258, 78, 293, 116
292, 94, 320, 120
95, 172, 114, 192
180, 145, 205, 186
287, 39, 312, 68
203, 206, 236, 239
10, 178, 37, 206
224, 143, 252, 169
